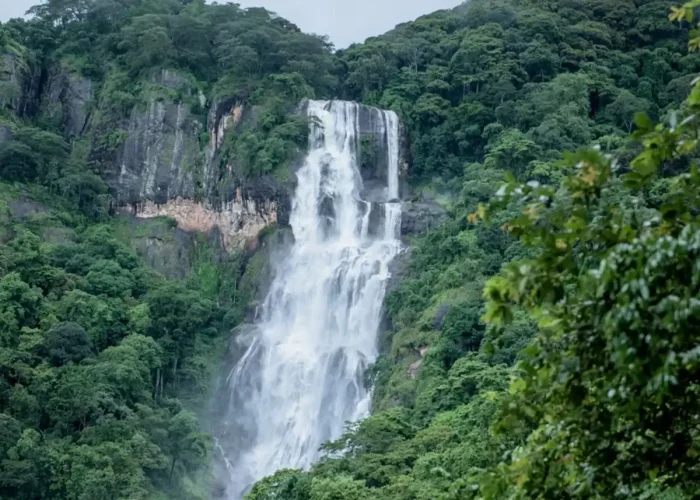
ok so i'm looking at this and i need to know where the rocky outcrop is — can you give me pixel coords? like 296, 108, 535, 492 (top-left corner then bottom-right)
202, 95, 260, 201
127, 193, 278, 252
94, 70, 288, 251
207, 95, 253, 152
242, 226, 295, 317
1, 52, 44, 118
91, 84, 416, 252
1, 194, 77, 245
407, 346, 429, 379
41, 65, 94, 140
6, 196, 51, 221
0, 54, 22, 113
401, 200, 448, 235
113, 99, 201, 203
126, 217, 205, 279
109, 71, 202, 205
433, 304, 450, 330
107, 71, 262, 208
2, 52, 93, 127
115, 216, 232, 280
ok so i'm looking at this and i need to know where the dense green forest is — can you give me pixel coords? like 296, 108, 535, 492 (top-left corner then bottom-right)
249, 0, 700, 499
0, 1, 336, 497
1, 0, 700, 498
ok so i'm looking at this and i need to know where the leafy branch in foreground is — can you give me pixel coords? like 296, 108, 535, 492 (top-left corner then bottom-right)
473, 20, 700, 498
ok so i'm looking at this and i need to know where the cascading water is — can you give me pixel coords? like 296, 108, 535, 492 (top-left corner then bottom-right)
216, 100, 402, 499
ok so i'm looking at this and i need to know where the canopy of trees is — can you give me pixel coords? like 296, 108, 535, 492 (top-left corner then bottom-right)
3, 0, 700, 499
337, 0, 700, 184
0, 195, 250, 498
1, 1, 337, 495
244, 0, 700, 499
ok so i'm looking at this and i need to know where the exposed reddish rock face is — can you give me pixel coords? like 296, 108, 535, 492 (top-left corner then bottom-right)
126, 195, 278, 252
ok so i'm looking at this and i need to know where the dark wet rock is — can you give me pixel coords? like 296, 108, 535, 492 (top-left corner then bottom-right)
41, 65, 94, 139
400, 201, 448, 235
386, 247, 412, 297
89, 70, 206, 207
0, 54, 23, 113
153, 69, 189, 90
250, 226, 295, 302
377, 247, 412, 352
238, 176, 292, 227
367, 202, 385, 237
123, 216, 227, 280
110, 97, 202, 205
128, 219, 196, 280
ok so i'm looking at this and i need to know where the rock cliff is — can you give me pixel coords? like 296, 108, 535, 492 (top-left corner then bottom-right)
0, 53, 25, 114
99, 86, 414, 251
82, 69, 287, 251
4, 58, 429, 254
108, 70, 202, 205
40, 64, 94, 140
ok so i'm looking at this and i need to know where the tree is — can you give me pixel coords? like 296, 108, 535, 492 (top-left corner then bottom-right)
0, 273, 42, 345
0, 428, 53, 499
484, 129, 541, 177
145, 282, 215, 387
56, 290, 127, 349
44, 322, 94, 367
309, 476, 372, 500
84, 260, 135, 298
117, 14, 174, 76
245, 469, 307, 500
606, 89, 652, 132
0, 127, 68, 183
27, 0, 93, 24
519, 41, 560, 81
476, 59, 700, 500
164, 410, 209, 483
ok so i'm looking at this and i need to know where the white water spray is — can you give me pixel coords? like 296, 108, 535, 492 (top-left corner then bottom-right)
218, 100, 401, 499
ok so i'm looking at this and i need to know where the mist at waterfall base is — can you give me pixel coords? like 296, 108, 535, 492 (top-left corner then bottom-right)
212, 100, 403, 499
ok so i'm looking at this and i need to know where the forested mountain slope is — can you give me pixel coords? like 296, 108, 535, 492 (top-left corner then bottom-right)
248, 0, 700, 499
1, 0, 700, 499
0, 1, 338, 498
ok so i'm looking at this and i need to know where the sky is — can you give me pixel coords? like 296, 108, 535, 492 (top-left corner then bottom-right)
0, 0, 461, 48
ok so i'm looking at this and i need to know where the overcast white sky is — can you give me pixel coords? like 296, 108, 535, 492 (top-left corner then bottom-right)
0, 0, 460, 48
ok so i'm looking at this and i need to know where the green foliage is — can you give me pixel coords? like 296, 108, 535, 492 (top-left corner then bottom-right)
0, 124, 108, 219
339, 0, 699, 182
219, 98, 310, 178
43, 322, 94, 367
6, 0, 700, 498
468, 59, 700, 498
246, 1, 700, 499
0, 187, 241, 499
17, 0, 336, 93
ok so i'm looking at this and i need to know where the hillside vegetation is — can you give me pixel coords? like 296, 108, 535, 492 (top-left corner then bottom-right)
0, 0, 337, 497
1, 0, 700, 499
249, 0, 700, 499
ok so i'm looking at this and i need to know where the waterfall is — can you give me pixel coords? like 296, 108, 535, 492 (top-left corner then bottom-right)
216, 100, 402, 499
